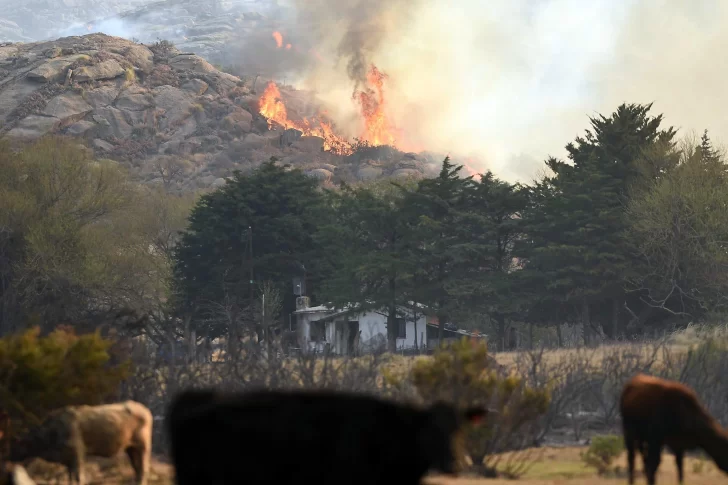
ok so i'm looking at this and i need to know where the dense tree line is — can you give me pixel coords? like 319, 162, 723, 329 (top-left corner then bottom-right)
171, 103, 728, 351
3, 102, 728, 352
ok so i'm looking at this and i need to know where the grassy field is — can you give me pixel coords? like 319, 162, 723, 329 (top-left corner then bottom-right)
20, 445, 727, 484
385, 323, 728, 375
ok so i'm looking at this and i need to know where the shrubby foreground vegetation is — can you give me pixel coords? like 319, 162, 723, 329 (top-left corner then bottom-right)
2, 102, 728, 479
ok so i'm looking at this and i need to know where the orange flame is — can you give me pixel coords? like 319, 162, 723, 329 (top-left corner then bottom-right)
256, 65, 416, 158
285, 44, 292, 50
354, 65, 397, 147
258, 81, 353, 155
258, 81, 288, 127
272, 31, 283, 48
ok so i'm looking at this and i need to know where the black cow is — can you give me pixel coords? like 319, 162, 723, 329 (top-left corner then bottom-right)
166, 388, 486, 485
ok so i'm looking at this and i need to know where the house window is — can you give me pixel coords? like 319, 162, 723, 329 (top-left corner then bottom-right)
396, 317, 406, 339
310, 321, 326, 342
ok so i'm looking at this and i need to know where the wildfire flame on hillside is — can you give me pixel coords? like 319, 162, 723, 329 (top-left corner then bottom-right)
258, 63, 411, 157
354, 65, 396, 147
258, 81, 353, 155
272, 31, 283, 48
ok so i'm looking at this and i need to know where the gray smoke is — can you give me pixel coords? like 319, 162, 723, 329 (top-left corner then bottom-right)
272, 0, 728, 182
288, 0, 422, 87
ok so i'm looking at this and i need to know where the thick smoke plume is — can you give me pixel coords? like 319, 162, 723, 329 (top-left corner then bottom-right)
271, 0, 728, 182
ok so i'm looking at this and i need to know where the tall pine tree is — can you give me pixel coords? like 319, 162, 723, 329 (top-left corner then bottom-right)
173, 160, 327, 348
400, 158, 473, 344
518, 103, 677, 341
447, 171, 531, 350
315, 180, 415, 352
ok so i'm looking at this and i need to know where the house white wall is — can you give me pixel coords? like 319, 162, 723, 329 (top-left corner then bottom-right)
294, 308, 332, 353
354, 311, 427, 351
294, 307, 428, 355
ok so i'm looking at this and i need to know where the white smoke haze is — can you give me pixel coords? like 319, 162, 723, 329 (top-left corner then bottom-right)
268, 0, 728, 182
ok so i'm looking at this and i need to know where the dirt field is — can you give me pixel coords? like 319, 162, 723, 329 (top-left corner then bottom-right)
20, 445, 727, 484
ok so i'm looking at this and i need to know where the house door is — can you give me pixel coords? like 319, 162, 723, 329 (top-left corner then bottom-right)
346, 321, 359, 356
335, 321, 344, 354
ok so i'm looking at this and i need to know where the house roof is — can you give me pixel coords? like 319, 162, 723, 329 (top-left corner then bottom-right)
425, 322, 486, 338
293, 305, 334, 314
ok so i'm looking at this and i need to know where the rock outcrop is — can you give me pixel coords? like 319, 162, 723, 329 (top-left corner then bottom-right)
0, 33, 436, 191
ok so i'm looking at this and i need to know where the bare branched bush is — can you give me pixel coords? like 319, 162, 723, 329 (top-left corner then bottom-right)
116, 318, 728, 461
510, 333, 728, 446
120, 332, 389, 454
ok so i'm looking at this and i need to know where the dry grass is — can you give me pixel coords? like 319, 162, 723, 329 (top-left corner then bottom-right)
20, 445, 726, 484
429, 445, 726, 485
385, 323, 728, 375
23, 456, 174, 484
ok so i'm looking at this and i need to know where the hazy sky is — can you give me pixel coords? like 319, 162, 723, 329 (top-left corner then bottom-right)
281, 0, 728, 182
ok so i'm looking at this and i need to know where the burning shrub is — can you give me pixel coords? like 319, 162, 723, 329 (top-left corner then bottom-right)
384, 338, 549, 478
0, 326, 130, 437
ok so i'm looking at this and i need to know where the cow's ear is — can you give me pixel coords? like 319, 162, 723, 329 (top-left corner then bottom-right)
463, 407, 488, 425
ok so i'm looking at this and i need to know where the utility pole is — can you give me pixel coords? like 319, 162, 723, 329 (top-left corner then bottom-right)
248, 225, 258, 343
248, 225, 253, 304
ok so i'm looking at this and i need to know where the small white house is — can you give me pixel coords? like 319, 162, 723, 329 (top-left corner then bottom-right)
293, 298, 429, 355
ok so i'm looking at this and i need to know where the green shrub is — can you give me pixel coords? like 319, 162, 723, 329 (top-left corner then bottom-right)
581, 434, 624, 475
385, 338, 549, 477
0, 326, 130, 436
693, 458, 704, 474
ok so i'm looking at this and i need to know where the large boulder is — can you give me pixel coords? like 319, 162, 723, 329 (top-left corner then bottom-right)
74, 59, 126, 82
116, 45, 154, 73
292, 136, 324, 152
6, 115, 59, 138
27, 54, 92, 83
0, 80, 42, 123
221, 108, 253, 135
65, 120, 96, 136
116, 90, 153, 111
168, 54, 215, 74
92, 107, 132, 139
83, 85, 121, 109
152, 85, 194, 128
42, 93, 92, 123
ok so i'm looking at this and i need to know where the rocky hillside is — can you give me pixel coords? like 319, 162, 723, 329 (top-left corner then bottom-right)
0, 34, 438, 191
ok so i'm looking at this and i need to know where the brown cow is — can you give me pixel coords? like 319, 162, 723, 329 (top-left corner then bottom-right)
10, 401, 152, 485
620, 373, 728, 485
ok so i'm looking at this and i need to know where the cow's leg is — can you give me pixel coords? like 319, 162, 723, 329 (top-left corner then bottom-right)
68, 463, 83, 485
673, 448, 685, 484
126, 447, 144, 485
141, 443, 151, 485
644, 438, 663, 485
623, 424, 637, 485
65, 448, 84, 485
126, 444, 151, 485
